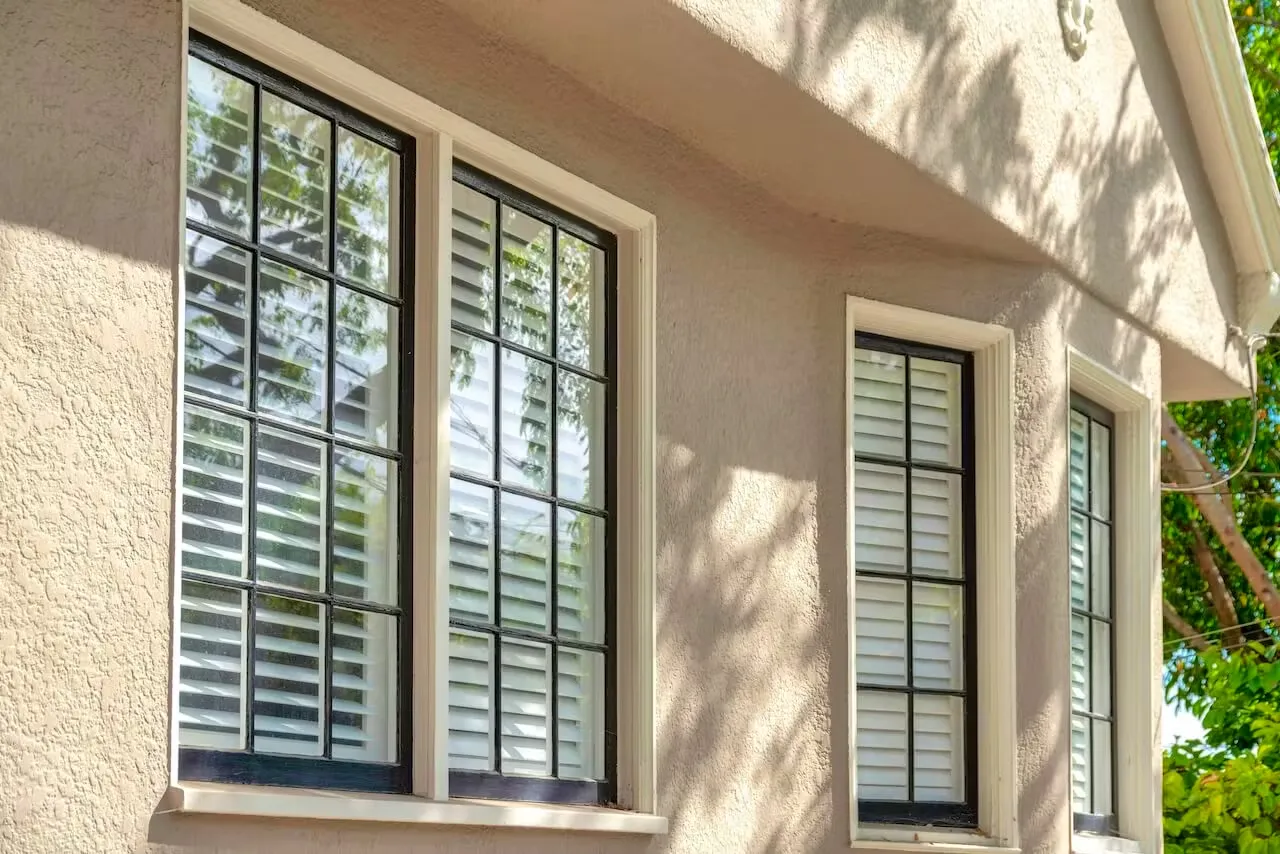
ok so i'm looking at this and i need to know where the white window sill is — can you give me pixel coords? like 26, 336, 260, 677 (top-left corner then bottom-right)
852, 824, 1019, 854
1072, 833, 1142, 854
159, 782, 668, 835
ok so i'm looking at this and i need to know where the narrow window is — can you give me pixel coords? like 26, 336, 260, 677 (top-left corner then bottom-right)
445, 163, 616, 804
176, 33, 413, 792
1069, 395, 1116, 834
852, 333, 977, 827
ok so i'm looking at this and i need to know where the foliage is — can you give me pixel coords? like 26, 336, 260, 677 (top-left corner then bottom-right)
1163, 645, 1280, 854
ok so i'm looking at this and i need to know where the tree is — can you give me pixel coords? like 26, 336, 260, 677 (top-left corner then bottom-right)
1161, 5, 1280, 850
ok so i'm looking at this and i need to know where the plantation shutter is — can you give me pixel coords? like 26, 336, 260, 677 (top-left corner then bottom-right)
446, 181, 603, 783
852, 342, 969, 810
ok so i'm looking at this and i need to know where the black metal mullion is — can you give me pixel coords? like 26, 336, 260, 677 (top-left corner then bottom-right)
903, 354, 916, 803
185, 395, 402, 461
491, 198, 505, 776
854, 449, 965, 477
960, 351, 978, 816
244, 422, 260, 752
448, 468, 607, 517
181, 570, 403, 616
548, 223, 561, 779
450, 320, 607, 385
449, 618, 608, 655
318, 116, 341, 761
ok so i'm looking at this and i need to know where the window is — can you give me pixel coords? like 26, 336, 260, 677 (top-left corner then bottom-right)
851, 333, 977, 827
1069, 395, 1116, 835
177, 33, 412, 791
173, 18, 656, 813
444, 165, 616, 803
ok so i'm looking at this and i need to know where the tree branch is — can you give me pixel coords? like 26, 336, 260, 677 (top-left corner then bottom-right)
1164, 598, 1209, 652
1244, 51, 1280, 96
1161, 408, 1280, 624
1193, 525, 1245, 649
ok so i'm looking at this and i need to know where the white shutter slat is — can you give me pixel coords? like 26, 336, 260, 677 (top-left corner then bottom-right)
913, 694, 964, 803
451, 181, 496, 332
450, 333, 496, 477
854, 463, 906, 574
448, 630, 494, 771
1071, 614, 1090, 712
912, 582, 964, 691
500, 640, 553, 777
856, 691, 909, 801
855, 577, 907, 686
910, 471, 963, 579
853, 349, 906, 458
177, 579, 245, 750
557, 648, 604, 779
499, 493, 552, 633
909, 359, 961, 466
252, 593, 324, 757
254, 428, 326, 593
1071, 715, 1090, 813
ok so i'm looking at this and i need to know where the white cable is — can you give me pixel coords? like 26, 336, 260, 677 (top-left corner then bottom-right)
1161, 331, 1270, 494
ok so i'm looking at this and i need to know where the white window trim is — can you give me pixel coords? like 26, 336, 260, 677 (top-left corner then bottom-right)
1066, 350, 1159, 854
846, 297, 1018, 852
168, 0, 661, 831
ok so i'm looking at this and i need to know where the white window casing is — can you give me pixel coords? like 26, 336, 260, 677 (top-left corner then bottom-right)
1066, 350, 1159, 854
171, 0, 660, 831
846, 297, 1018, 853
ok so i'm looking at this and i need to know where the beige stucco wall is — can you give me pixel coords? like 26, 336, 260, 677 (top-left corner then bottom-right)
0, 2, 1159, 854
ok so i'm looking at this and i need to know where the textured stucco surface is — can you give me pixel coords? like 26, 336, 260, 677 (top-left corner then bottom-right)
431, 0, 1245, 401
0, 1, 1163, 853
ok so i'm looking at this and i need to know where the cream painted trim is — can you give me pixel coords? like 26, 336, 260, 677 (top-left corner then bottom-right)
1066, 350, 1160, 854
1071, 833, 1144, 854
846, 297, 1018, 851
1156, 0, 1280, 334
851, 841, 1018, 854
179, 0, 660, 821
160, 783, 668, 834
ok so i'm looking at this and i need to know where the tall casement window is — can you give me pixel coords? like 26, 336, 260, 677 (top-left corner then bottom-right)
445, 165, 615, 804
851, 334, 977, 827
177, 34, 413, 791
1069, 395, 1116, 834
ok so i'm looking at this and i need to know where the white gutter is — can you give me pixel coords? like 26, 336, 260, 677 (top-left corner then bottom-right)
1158, 0, 1280, 334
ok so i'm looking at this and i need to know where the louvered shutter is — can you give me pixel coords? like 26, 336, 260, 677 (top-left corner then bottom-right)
446, 177, 606, 785
852, 344, 968, 808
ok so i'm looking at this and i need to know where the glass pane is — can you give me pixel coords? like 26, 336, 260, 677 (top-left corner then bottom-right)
449, 478, 494, 623
331, 608, 397, 762
184, 230, 251, 405
500, 494, 552, 633
451, 181, 496, 332
557, 648, 605, 780
1091, 421, 1111, 520
259, 91, 331, 266
449, 332, 496, 477
854, 462, 906, 575
333, 448, 396, 605
1092, 719, 1113, 816
253, 593, 324, 756
1091, 521, 1111, 618
1070, 614, 1090, 712
1071, 714, 1090, 814
181, 405, 249, 579
499, 349, 552, 492
177, 580, 245, 749
500, 639, 552, 776
500, 207, 553, 352
912, 582, 964, 691
557, 233, 606, 372
1069, 510, 1088, 610
1069, 410, 1088, 510
186, 56, 253, 236
447, 629, 493, 771
910, 358, 962, 466
911, 471, 963, 578
557, 371, 605, 508
855, 690, 909, 801
914, 694, 965, 803
335, 287, 397, 447
336, 129, 396, 294
558, 509, 606, 643
255, 427, 326, 593
1092, 620, 1112, 718
257, 259, 328, 426
855, 576, 907, 687
853, 348, 905, 458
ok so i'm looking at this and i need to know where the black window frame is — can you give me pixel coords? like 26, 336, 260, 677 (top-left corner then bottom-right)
1068, 394, 1119, 836
852, 332, 978, 828
446, 161, 619, 805
177, 31, 415, 794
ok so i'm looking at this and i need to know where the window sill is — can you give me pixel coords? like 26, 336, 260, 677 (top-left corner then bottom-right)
852, 825, 1019, 854
1072, 834, 1142, 854
159, 782, 668, 835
